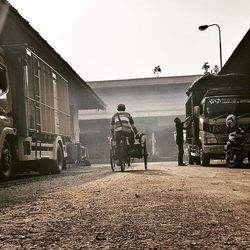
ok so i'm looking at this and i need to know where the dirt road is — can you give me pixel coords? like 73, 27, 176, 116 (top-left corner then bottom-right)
1, 162, 250, 249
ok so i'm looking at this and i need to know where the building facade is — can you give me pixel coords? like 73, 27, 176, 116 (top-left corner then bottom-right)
79, 75, 201, 162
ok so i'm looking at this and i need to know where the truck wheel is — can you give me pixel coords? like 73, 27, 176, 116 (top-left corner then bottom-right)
51, 144, 64, 174
0, 140, 15, 180
226, 150, 242, 168
201, 150, 210, 166
188, 155, 195, 165
188, 149, 195, 165
195, 157, 201, 165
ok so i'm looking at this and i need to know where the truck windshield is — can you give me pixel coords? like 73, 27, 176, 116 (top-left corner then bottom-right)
204, 97, 250, 117
0, 66, 7, 97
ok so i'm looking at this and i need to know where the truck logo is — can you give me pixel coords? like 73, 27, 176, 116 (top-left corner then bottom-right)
209, 98, 221, 104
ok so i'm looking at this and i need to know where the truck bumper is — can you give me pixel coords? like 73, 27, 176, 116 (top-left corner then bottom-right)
203, 143, 250, 158
203, 145, 225, 156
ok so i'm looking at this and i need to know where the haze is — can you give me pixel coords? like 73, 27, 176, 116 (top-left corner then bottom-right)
8, 0, 250, 81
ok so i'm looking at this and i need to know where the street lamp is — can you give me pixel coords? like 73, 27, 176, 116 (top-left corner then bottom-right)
198, 24, 222, 70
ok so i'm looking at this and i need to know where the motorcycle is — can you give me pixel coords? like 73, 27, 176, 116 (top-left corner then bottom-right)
225, 125, 245, 168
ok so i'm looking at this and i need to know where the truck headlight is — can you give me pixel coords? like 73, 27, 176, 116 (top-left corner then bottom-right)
204, 132, 217, 144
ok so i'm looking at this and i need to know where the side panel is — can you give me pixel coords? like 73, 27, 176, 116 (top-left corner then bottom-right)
25, 49, 71, 137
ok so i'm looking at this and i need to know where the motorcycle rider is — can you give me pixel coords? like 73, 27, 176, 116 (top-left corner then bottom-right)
225, 114, 245, 167
226, 114, 243, 134
110, 104, 139, 146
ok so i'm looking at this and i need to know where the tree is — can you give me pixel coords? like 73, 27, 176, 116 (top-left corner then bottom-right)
154, 65, 161, 77
202, 62, 210, 74
212, 65, 219, 75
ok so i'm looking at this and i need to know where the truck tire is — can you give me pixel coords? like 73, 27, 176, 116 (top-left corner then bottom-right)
51, 144, 64, 174
195, 157, 201, 165
0, 140, 15, 180
226, 150, 242, 168
201, 150, 210, 166
188, 155, 195, 165
188, 149, 195, 165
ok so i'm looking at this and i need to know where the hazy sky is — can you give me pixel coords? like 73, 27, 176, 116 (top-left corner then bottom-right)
8, 0, 250, 81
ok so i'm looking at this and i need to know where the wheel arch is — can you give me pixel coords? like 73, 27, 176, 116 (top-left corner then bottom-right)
52, 136, 64, 160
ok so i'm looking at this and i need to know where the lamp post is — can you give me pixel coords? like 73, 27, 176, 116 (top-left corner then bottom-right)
199, 24, 222, 70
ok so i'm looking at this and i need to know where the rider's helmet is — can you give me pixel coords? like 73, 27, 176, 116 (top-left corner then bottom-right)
117, 104, 126, 111
226, 114, 237, 128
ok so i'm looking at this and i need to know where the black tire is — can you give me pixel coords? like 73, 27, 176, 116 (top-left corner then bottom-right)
201, 150, 210, 166
110, 149, 115, 171
51, 144, 64, 174
143, 144, 148, 170
195, 157, 201, 165
120, 157, 126, 172
226, 150, 241, 168
188, 155, 195, 165
188, 147, 195, 165
119, 146, 126, 172
0, 140, 15, 180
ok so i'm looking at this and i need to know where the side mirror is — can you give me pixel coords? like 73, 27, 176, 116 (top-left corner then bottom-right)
194, 106, 200, 117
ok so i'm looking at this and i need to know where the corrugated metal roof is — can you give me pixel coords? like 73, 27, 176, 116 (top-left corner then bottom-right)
220, 28, 250, 75
2, 0, 105, 109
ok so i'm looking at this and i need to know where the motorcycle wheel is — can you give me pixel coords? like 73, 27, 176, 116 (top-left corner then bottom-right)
120, 158, 126, 172
226, 150, 241, 168
143, 144, 148, 170
118, 146, 126, 172
110, 149, 116, 171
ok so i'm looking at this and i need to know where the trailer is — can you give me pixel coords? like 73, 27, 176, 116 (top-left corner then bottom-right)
0, 45, 72, 179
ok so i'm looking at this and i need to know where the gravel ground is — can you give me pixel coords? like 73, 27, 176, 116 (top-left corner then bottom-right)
0, 162, 250, 249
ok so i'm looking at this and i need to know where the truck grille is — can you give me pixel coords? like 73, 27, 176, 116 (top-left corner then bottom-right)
206, 124, 250, 134
207, 124, 230, 134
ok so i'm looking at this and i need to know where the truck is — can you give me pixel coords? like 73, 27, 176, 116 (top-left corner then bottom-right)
0, 44, 74, 179
185, 73, 250, 166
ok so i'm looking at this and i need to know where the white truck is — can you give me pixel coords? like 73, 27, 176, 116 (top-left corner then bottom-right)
0, 45, 72, 179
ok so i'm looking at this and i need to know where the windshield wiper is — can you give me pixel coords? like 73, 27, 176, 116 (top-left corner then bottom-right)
212, 114, 227, 121
237, 113, 250, 119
